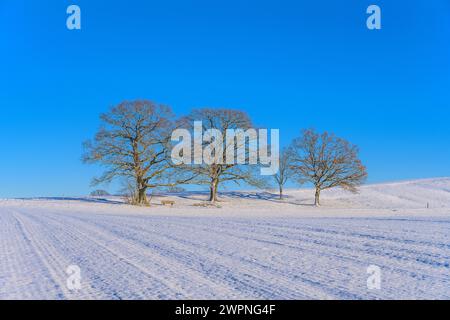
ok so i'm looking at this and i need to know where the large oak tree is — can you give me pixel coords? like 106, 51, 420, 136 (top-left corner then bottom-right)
176, 108, 265, 203
83, 100, 188, 205
289, 129, 367, 206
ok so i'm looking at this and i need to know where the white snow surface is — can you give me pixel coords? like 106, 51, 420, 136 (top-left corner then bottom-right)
0, 178, 449, 300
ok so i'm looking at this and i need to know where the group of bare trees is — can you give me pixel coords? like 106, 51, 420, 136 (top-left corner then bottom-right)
84, 100, 367, 207
83, 101, 263, 205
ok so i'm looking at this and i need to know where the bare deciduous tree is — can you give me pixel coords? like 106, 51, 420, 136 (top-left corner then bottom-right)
274, 149, 291, 200
83, 100, 191, 206
289, 129, 367, 206
177, 108, 265, 203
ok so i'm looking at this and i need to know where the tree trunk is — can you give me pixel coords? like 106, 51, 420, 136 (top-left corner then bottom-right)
314, 188, 321, 206
279, 185, 283, 200
135, 176, 149, 206
209, 179, 219, 202
137, 187, 149, 206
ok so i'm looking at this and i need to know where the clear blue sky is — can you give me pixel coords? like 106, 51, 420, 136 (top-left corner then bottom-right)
1, 0, 449, 197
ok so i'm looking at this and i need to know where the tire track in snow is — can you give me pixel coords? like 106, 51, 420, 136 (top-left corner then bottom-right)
85, 214, 449, 299
186, 218, 450, 299
11, 211, 76, 299
59, 213, 357, 299
0, 210, 66, 299
2, 205, 449, 299
17, 210, 189, 299
43, 211, 280, 299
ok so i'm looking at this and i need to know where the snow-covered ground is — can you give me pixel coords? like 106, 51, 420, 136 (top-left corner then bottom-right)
0, 178, 449, 299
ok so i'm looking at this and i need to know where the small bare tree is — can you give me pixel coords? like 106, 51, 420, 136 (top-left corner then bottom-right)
289, 129, 367, 206
83, 100, 191, 206
176, 108, 265, 203
274, 149, 291, 199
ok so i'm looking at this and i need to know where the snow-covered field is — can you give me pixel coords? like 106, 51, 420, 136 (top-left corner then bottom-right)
1, 178, 449, 300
